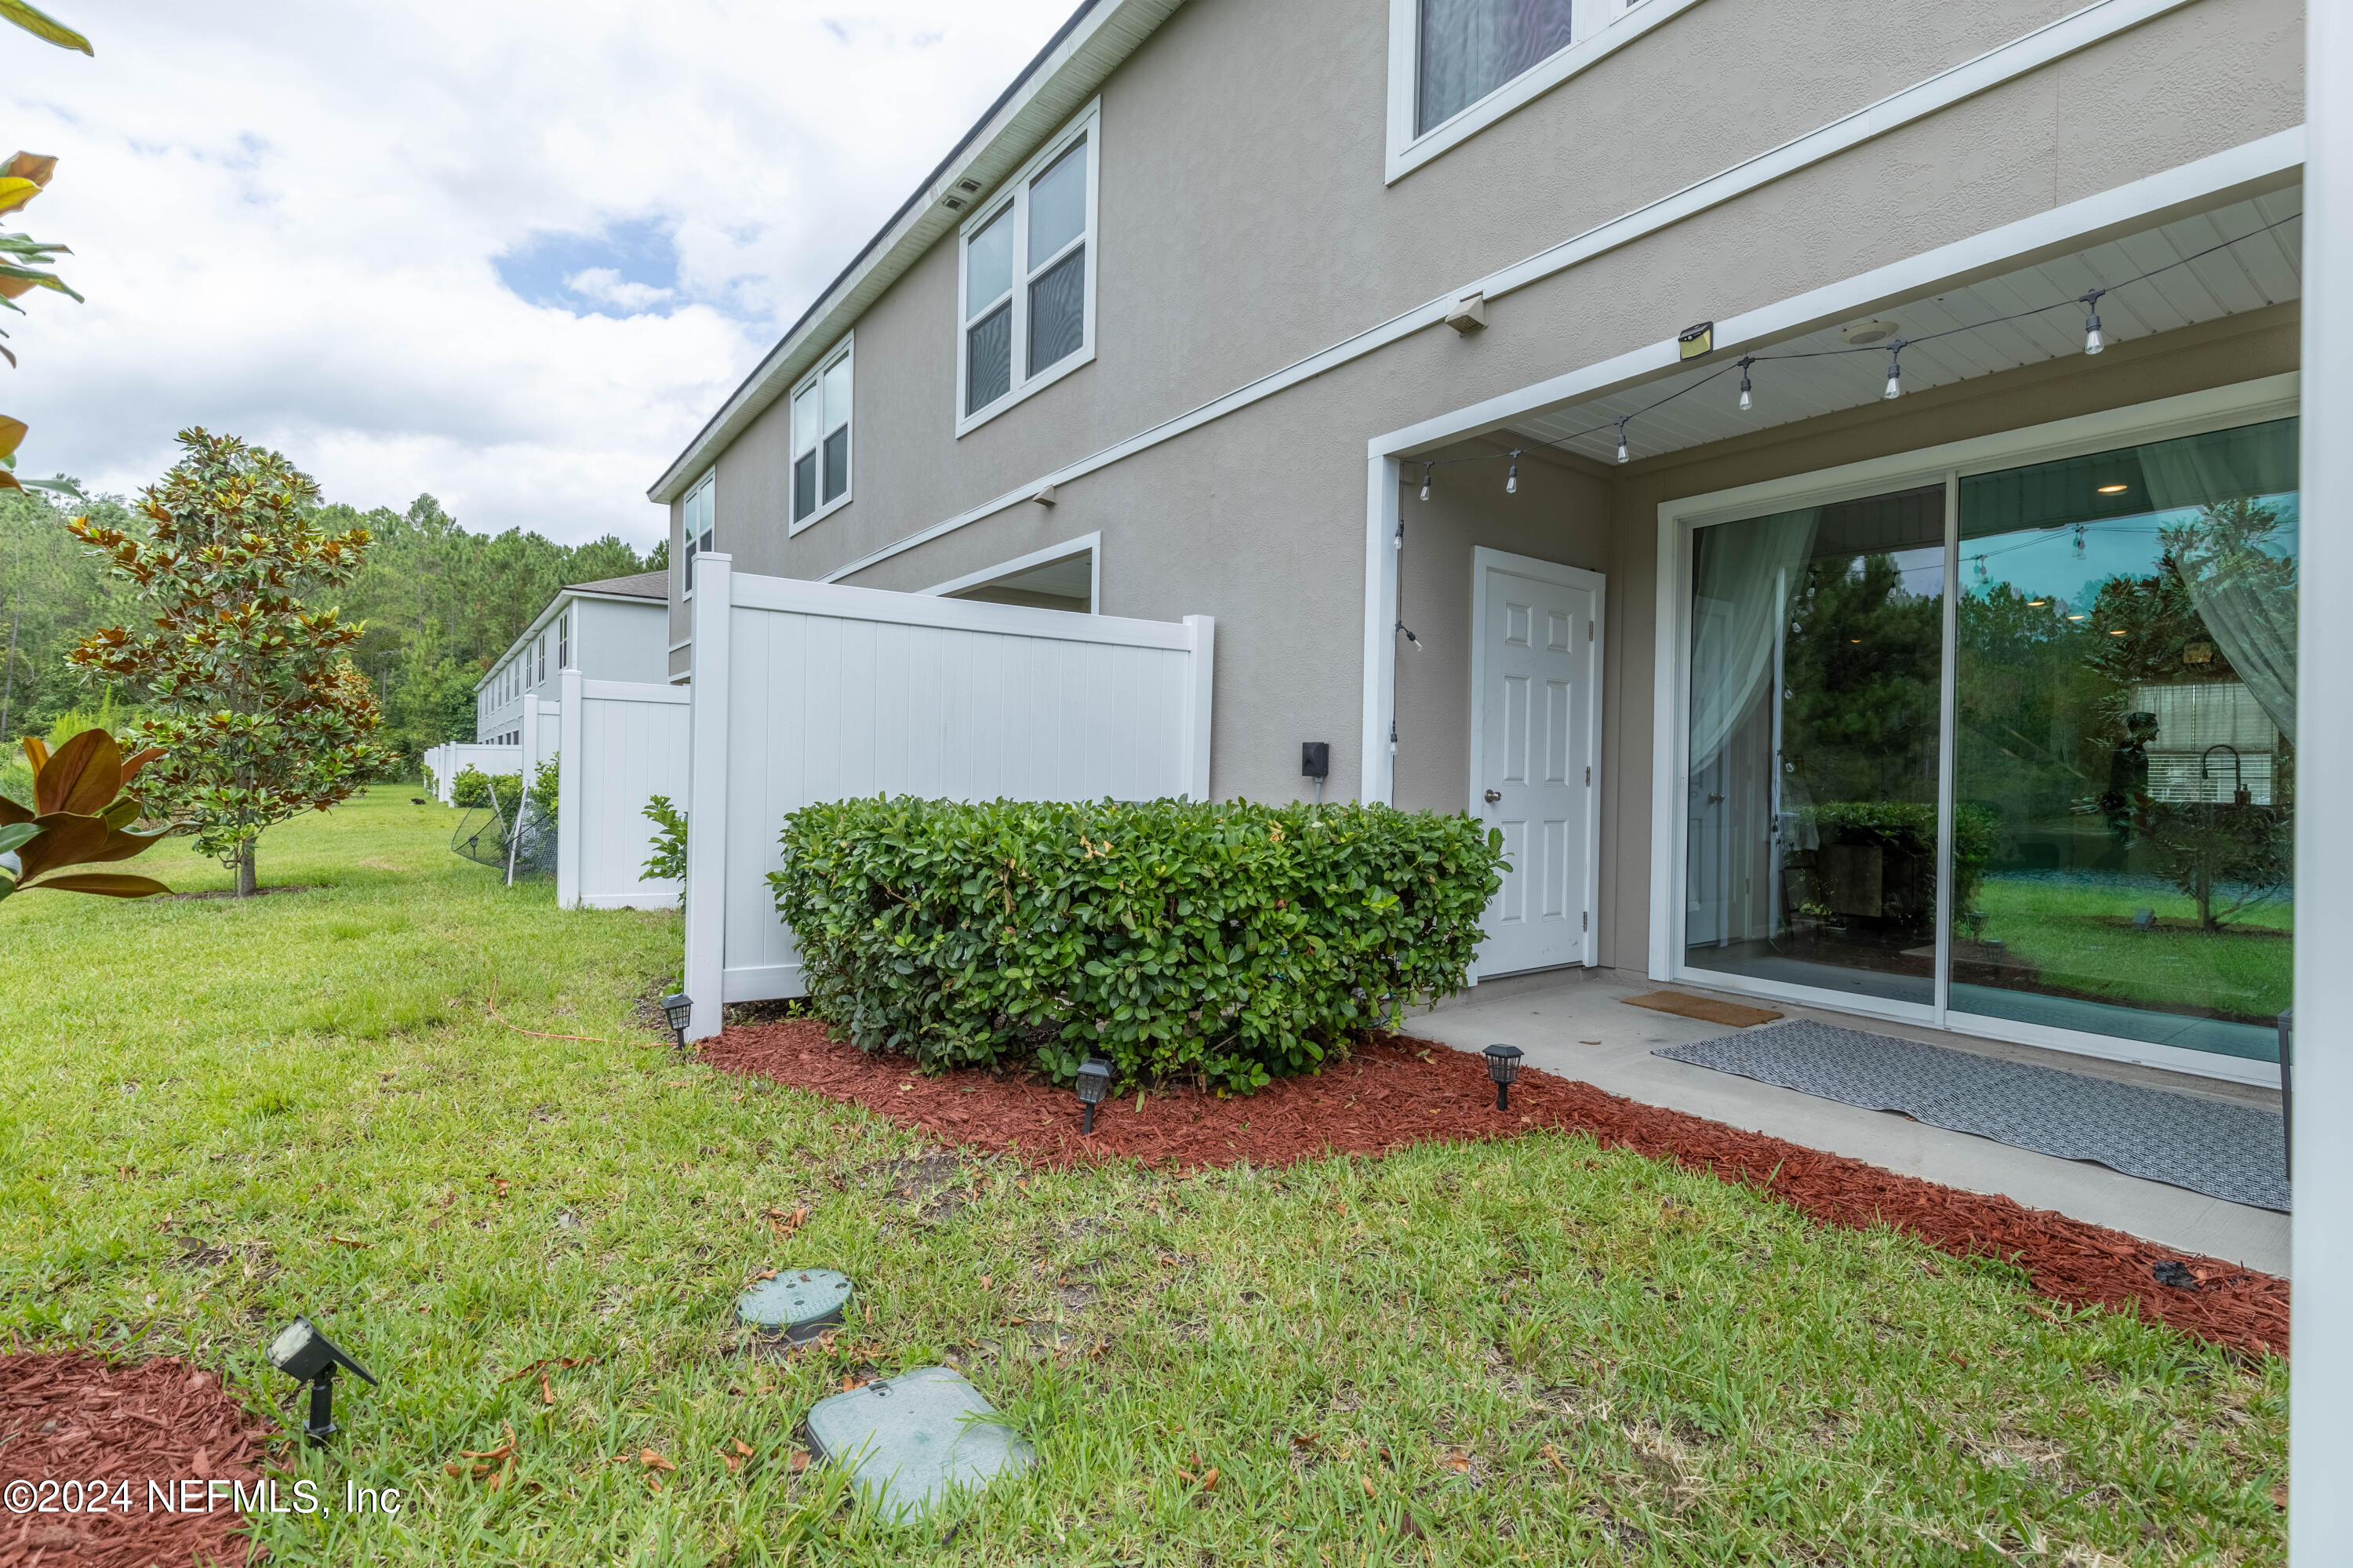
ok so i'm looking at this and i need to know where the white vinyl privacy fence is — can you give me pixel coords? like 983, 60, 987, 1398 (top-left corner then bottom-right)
555, 673, 689, 910
680, 555, 1213, 1039
422, 741, 522, 803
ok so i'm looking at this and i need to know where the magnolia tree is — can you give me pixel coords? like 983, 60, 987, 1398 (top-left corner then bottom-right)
69, 430, 391, 895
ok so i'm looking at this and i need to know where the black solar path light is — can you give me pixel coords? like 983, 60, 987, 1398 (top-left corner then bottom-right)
660, 992, 692, 1050
1075, 1057, 1114, 1133
267, 1317, 378, 1447
1482, 1044, 1524, 1111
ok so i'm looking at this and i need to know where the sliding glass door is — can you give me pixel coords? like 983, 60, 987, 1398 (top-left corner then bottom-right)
1683, 417, 2298, 1066
1684, 484, 1946, 1006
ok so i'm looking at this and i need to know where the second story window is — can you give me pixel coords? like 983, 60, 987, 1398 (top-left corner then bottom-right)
1389, 0, 1672, 180
557, 609, 569, 671
1417, 0, 1575, 133
958, 106, 1097, 431
791, 340, 853, 529
682, 471, 715, 586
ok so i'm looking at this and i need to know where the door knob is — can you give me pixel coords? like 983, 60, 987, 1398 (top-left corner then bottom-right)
1484, 789, 1502, 805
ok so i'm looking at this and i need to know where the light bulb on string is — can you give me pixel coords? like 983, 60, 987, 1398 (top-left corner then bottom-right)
1419, 462, 1432, 502
1613, 420, 1631, 465
1974, 553, 1988, 583
2073, 524, 2087, 560
1882, 342, 1904, 401
1506, 451, 1520, 495
1737, 357, 1754, 413
2080, 288, 2106, 355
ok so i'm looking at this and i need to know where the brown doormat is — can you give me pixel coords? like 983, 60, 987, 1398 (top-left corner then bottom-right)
0, 1353, 272, 1566
699, 1020, 2286, 1357
1623, 990, 1784, 1028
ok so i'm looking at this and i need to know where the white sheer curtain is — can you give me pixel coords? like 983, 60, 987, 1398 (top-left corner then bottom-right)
1417, 0, 1577, 133
1689, 507, 1820, 773
2137, 428, 2300, 741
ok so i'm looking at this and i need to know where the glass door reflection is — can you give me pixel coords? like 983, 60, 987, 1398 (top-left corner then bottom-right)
1951, 419, 2297, 1061
1686, 484, 1946, 1005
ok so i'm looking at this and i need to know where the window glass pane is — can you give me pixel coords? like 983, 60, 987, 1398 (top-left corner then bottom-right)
793, 451, 817, 522
1686, 485, 1947, 1005
792, 385, 819, 457
1417, 0, 1577, 135
822, 355, 850, 431
1027, 245, 1086, 377
1953, 419, 2297, 1061
966, 302, 1012, 414
966, 209, 1013, 319
1027, 138, 1087, 264
822, 427, 849, 505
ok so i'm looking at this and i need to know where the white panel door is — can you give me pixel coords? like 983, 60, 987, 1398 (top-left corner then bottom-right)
1471, 551, 1602, 977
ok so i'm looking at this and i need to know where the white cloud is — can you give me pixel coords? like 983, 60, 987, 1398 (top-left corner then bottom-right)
2, 0, 1079, 547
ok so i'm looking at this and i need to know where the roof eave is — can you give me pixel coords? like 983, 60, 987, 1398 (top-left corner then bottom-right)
646, 0, 1183, 505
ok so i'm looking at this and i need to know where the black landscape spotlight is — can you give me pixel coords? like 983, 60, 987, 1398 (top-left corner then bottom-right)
1075, 1057, 1114, 1134
1483, 1044, 1524, 1111
267, 1317, 378, 1447
660, 992, 692, 1050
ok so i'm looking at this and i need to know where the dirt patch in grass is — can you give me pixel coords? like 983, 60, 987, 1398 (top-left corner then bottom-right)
0, 1352, 274, 1566
165, 885, 315, 902
702, 1020, 2289, 1358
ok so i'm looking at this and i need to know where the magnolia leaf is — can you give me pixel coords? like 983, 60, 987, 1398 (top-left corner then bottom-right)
0, 822, 35, 855
26, 873, 169, 899
34, 727, 122, 817
0, 1, 92, 54
118, 746, 162, 786
0, 795, 28, 826
20, 735, 48, 773
0, 153, 57, 188
10, 813, 104, 880
21, 476, 81, 497
0, 176, 41, 216
0, 415, 24, 459
0, 265, 81, 302
0, 471, 18, 491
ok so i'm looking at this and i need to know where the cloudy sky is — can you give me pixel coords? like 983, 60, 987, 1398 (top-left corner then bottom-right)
5, 0, 1077, 548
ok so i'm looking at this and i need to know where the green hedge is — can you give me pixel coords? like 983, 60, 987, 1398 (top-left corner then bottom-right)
770, 798, 1506, 1092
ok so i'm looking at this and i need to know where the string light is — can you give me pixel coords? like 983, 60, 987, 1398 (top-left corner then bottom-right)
1973, 553, 1987, 582
1505, 451, 1520, 494
2073, 524, 2087, 560
1389, 211, 2293, 481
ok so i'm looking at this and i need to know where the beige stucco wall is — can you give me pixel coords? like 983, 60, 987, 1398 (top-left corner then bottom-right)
664, 0, 2305, 962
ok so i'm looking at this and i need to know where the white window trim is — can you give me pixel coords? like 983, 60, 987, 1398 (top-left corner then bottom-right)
918, 531, 1101, 613
787, 334, 855, 534
680, 470, 715, 598
1649, 373, 2299, 1088
1385, 0, 1708, 184
954, 100, 1101, 439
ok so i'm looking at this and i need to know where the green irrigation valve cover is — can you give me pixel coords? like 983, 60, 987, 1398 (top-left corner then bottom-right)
736, 1268, 853, 1342
806, 1366, 1033, 1518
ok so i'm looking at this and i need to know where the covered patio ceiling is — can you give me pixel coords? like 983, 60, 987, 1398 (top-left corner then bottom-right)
1498, 185, 2304, 468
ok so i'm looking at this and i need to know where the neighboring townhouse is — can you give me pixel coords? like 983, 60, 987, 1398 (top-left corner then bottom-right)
649, 0, 2310, 1090
475, 571, 668, 744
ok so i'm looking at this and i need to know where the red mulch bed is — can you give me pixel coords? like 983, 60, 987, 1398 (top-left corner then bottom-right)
0, 1353, 272, 1567
704, 1020, 2289, 1359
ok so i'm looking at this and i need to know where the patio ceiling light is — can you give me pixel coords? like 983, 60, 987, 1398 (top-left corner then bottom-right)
660, 992, 691, 1049
1482, 1044, 1524, 1111
2097, 483, 2129, 494
2028, 598, 2048, 607
1075, 1057, 1113, 1134
2080, 288, 2107, 355
268, 1317, 378, 1447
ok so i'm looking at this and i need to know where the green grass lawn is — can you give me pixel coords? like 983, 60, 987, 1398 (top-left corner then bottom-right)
0, 791, 2286, 1564
1974, 879, 2292, 1021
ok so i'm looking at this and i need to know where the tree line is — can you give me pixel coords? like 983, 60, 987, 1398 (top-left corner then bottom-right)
0, 482, 665, 770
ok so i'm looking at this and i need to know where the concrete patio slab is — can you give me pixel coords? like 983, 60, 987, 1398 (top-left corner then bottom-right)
1409, 967, 2290, 1278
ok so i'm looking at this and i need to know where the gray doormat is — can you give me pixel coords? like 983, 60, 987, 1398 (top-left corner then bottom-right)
1654, 1020, 2289, 1212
